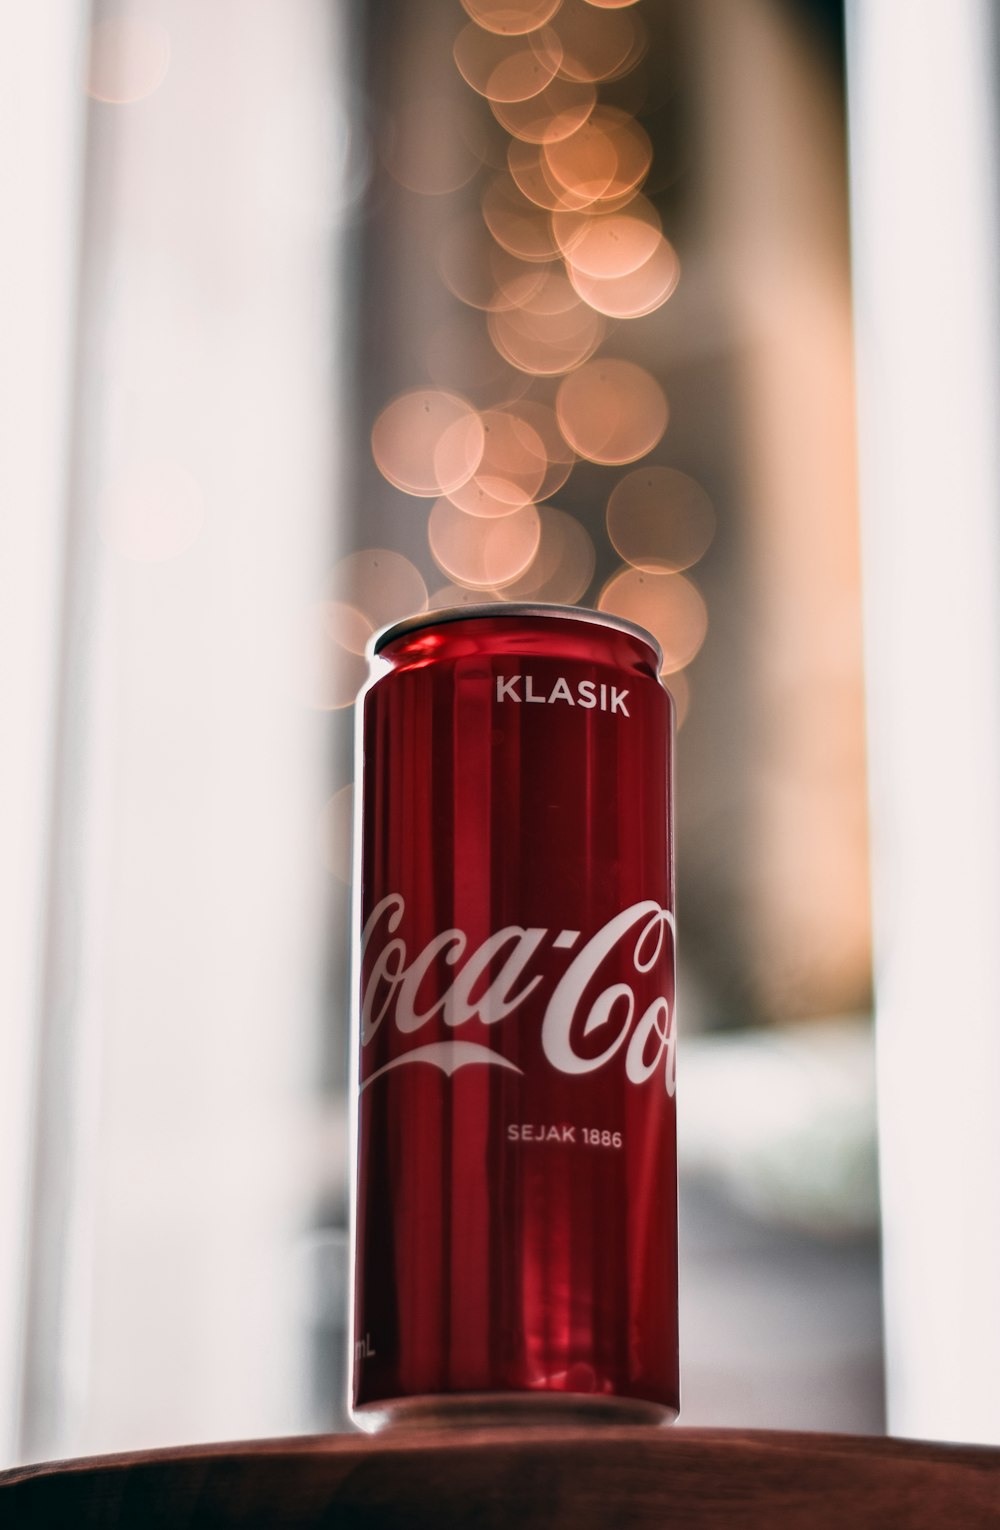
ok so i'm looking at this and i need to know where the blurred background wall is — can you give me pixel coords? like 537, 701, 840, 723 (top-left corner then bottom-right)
1, 0, 997, 1467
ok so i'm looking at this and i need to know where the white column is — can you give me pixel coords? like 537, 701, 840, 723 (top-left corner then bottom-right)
0, 4, 90, 1466
847, 0, 1000, 1443
15, 0, 352, 1463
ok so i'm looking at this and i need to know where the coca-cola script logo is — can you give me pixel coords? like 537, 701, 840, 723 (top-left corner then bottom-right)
360, 894, 676, 1095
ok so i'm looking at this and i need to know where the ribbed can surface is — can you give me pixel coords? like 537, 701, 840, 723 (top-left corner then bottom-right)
350, 605, 678, 1428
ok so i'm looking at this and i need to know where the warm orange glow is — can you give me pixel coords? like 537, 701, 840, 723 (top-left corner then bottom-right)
482, 174, 563, 260
438, 216, 548, 311
489, 289, 605, 374
319, 785, 355, 883
98, 460, 204, 563
491, 76, 597, 143
549, 0, 645, 82
543, 107, 652, 202
552, 194, 661, 276
87, 18, 171, 103
507, 138, 640, 215
505, 398, 576, 499
300, 601, 371, 710
371, 389, 484, 497
498, 504, 595, 602
429, 498, 541, 587
382, 98, 486, 197
445, 408, 548, 516
566, 232, 680, 317
453, 22, 563, 103
543, 117, 618, 201
461, 0, 564, 35
507, 139, 596, 212
556, 358, 667, 462
328, 550, 428, 635
606, 466, 715, 573
598, 567, 707, 673
578, 0, 641, 8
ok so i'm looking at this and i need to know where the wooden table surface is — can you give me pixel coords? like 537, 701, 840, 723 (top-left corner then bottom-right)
2, 1425, 999, 1528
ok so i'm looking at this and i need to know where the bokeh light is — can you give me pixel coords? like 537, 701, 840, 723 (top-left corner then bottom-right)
606, 466, 715, 572
319, 785, 355, 883
371, 0, 683, 661
566, 231, 680, 316
487, 266, 606, 374
446, 407, 548, 516
549, 0, 643, 82
300, 601, 371, 710
498, 504, 595, 602
507, 139, 640, 216
98, 460, 205, 563
453, 23, 563, 103
328, 549, 428, 635
491, 76, 597, 143
598, 567, 707, 673
543, 118, 618, 202
460, 0, 564, 37
508, 138, 594, 211
87, 18, 171, 104
552, 194, 661, 276
429, 498, 541, 587
371, 389, 484, 496
543, 106, 652, 203
489, 290, 605, 373
482, 173, 563, 260
556, 358, 667, 462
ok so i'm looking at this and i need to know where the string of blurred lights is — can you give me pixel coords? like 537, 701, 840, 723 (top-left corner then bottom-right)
318, 0, 716, 876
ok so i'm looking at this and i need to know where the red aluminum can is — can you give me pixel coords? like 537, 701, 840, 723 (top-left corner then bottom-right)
349, 604, 677, 1428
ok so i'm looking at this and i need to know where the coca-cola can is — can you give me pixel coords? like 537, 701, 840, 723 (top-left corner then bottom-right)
349, 604, 678, 1428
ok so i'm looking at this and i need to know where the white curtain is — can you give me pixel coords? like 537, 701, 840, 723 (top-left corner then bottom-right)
848, 0, 1000, 1444
0, 1, 352, 1464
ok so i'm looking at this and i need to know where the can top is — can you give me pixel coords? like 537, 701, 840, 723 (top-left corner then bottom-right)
372, 602, 663, 671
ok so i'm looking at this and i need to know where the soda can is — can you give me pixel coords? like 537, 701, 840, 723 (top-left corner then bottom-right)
349, 604, 677, 1428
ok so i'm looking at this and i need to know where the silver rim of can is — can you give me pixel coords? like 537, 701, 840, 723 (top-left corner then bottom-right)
372, 602, 663, 671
